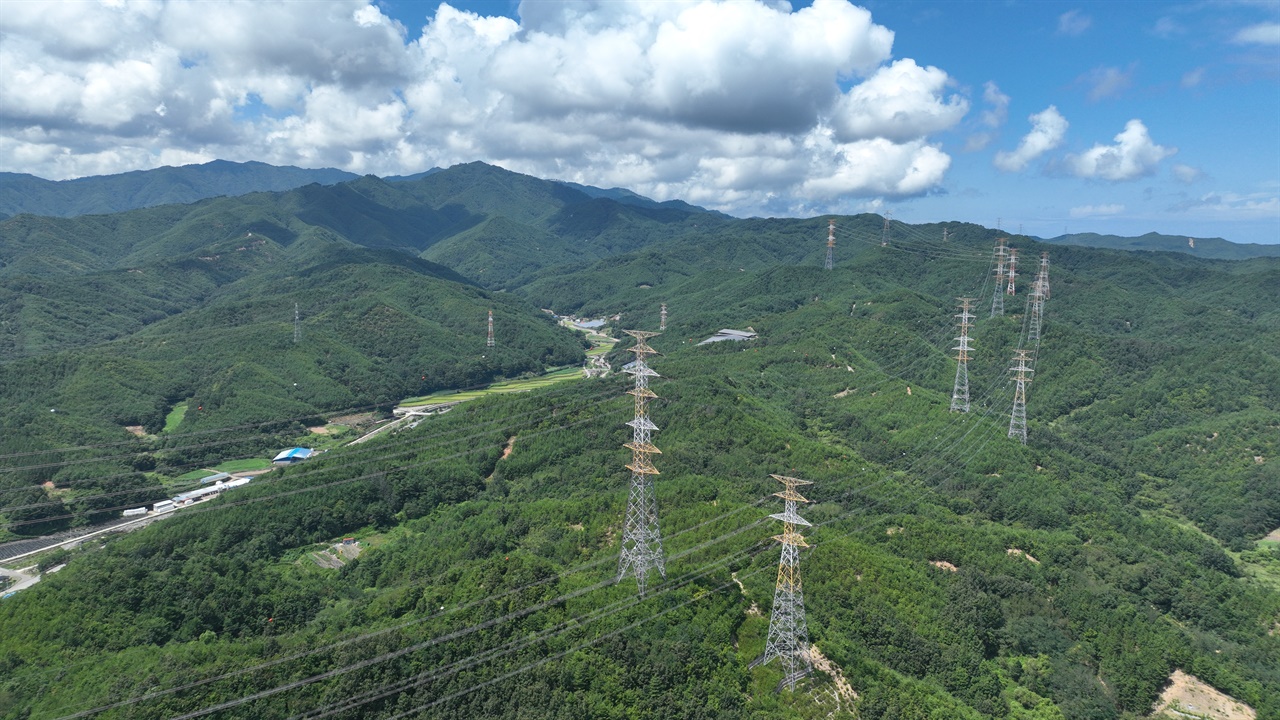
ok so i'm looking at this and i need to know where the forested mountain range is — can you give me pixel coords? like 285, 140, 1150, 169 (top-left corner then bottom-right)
0, 160, 360, 219
0, 163, 1277, 720
1042, 231, 1280, 260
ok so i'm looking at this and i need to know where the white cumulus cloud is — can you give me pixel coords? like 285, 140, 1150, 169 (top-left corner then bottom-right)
994, 106, 1068, 173
1172, 164, 1204, 184
964, 81, 1009, 151
1081, 64, 1135, 102
1233, 22, 1280, 45
830, 59, 968, 143
0, 0, 971, 214
1057, 10, 1092, 36
1069, 203, 1124, 218
1067, 119, 1176, 181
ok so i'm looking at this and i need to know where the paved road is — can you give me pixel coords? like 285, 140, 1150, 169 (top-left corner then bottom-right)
0, 565, 40, 596
0, 516, 137, 563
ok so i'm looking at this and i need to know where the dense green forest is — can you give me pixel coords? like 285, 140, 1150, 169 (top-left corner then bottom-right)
0, 163, 1277, 719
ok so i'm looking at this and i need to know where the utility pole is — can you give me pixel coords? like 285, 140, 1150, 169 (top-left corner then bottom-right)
751, 474, 814, 691
487, 309, 495, 348
618, 330, 665, 595
880, 213, 891, 247
660, 303, 667, 331
1006, 248, 1018, 296
293, 302, 300, 344
990, 238, 1008, 317
951, 298, 975, 413
825, 219, 835, 270
1008, 349, 1033, 444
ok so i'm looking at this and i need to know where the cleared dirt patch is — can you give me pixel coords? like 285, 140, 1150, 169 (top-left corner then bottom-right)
502, 436, 516, 459
930, 560, 958, 572
124, 425, 146, 437
810, 644, 857, 705
1265, 527, 1280, 543
1151, 670, 1255, 720
1008, 548, 1041, 564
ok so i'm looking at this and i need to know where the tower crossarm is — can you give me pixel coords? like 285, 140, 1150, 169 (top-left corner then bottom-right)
772, 530, 811, 547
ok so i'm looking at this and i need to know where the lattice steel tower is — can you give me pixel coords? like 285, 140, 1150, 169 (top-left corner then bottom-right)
618, 330, 665, 595
293, 302, 301, 344
1006, 248, 1019, 296
825, 219, 835, 270
487, 309, 495, 348
1027, 279, 1045, 343
751, 474, 814, 691
1037, 252, 1050, 300
990, 238, 1008, 317
1008, 349, 1034, 443
660, 303, 667, 331
951, 298, 975, 413
880, 213, 891, 247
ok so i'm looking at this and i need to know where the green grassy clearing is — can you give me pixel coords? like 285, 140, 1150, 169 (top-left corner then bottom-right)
161, 401, 187, 433
399, 367, 583, 408
213, 458, 273, 473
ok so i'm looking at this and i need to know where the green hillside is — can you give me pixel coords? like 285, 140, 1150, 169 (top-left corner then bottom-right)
0, 168, 1277, 720
0, 163, 722, 286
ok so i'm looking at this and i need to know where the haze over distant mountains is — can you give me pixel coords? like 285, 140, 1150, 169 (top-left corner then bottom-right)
2, 161, 1275, 260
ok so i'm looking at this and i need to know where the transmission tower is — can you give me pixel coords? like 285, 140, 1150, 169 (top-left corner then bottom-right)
990, 238, 1008, 317
1006, 248, 1018, 296
1037, 252, 1050, 300
487, 309, 495, 348
751, 474, 814, 691
1008, 349, 1033, 444
880, 213, 891, 247
618, 330, 665, 595
293, 302, 300, 344
942, 227, 950, 242
660, 303, 667, 331
950, 298, 975, 412
825, 219, 835, 270
1027, 273, 1046, 343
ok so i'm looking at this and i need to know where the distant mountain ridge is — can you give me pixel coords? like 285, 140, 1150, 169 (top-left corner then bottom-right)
1042, 231, 1280, 260
0, 160, 718, 222
0, 160, 360, 218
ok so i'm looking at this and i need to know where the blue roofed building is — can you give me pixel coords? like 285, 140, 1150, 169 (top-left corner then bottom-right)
272, 447, 316, 464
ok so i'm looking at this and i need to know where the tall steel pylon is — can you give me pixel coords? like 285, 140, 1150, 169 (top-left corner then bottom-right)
751, 474, 814, 691
951, 298, 975, 412
1006, 248, 1019, 296
660, 303, 667, 331
880, 213, 891, 247
1037, 252, 1051, 300
1027, 280, 1045, 343
487, 309, 495, 348
618, 330, 665, 595
990, 238, 1008, 317
293, 302, 300, 344
1008, 349, 1033, 443
825, 219, 835, 270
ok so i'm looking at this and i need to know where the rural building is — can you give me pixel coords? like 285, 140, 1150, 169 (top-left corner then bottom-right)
272, 447, 315, 464
697, 329, 758, 345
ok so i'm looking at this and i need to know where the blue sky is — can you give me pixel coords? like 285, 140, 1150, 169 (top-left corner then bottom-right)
1, 0, 1277, 243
